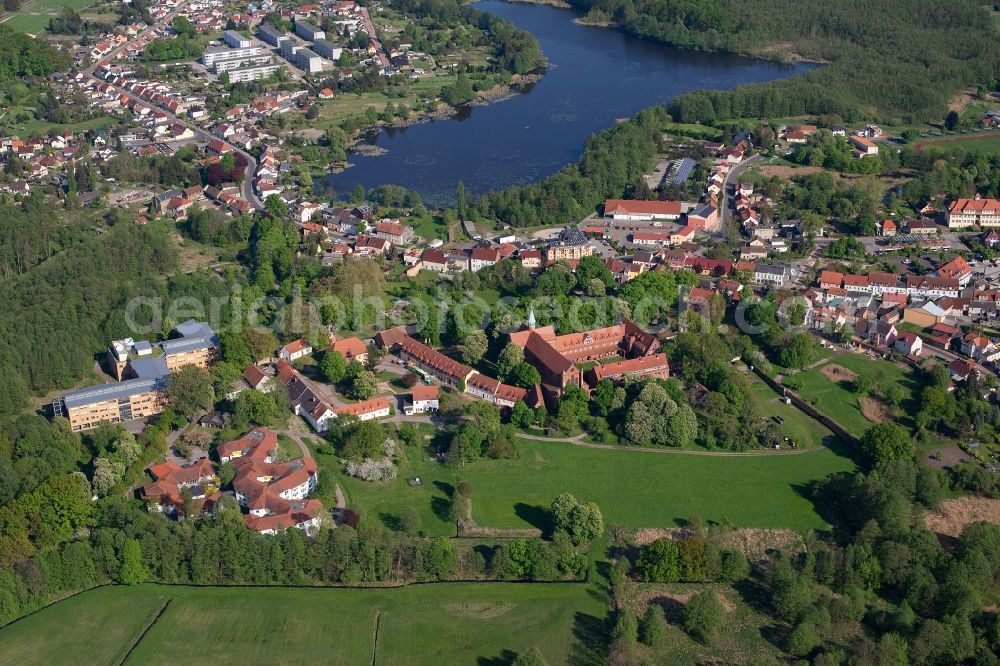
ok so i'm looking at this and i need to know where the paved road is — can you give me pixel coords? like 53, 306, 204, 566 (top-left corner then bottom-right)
720, 153, 762, 233
81, 4, 264, 211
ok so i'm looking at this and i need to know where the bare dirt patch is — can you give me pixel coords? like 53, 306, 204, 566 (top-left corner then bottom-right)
716, 529, 806, 559
819, 363, 858, 383
925, 445, 970, 469
948, 88, 978, 113
757, 165, 823, 180
630, 527, 804, 559
923, 496, 1000, 538
859, 396, 890, 424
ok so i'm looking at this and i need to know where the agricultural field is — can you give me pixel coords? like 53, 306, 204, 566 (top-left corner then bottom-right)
319, 435, 856, 536
0, 583, 605, 665
782, 351, 922, 438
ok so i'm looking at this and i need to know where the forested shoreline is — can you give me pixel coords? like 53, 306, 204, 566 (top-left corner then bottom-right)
475, 0, 1000, 228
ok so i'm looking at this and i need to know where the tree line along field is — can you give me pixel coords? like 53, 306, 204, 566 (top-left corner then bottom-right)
0, 583, 604, 665
781, 352, 921, 439
323, 436, 856, 536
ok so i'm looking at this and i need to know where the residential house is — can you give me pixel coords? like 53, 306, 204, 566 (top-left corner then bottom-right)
470, 246, 500, 272
374, 220, 414, 245
278, 339, 313, 362
421, 249, 449, 272
894, 331, 923, 356
330, 336, 368, 364
333, 397, 391, 421
403, 384, 439, 415
753, 264, 788, 285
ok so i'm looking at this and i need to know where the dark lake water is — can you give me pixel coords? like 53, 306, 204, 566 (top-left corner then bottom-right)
322, 0, 807, 206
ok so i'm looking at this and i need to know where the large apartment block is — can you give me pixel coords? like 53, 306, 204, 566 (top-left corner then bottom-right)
212, 54, 274, 73
54, 320, 218, 431
201, 45, 264, 67
53, 376, 169, 432
224, 63, 283, 82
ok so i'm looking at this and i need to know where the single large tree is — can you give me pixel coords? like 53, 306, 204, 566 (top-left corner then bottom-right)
683, 590, 726, 645
166, 365, 214, 419
119, 538, 148, 585
860, 423, 913, 468
462, 329, 488, 365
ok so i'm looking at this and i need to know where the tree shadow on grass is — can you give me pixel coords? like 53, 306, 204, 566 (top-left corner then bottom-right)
646, 595, 686, 624
476, 649, 518, 666
821, 433, 860, 465
378, 511, 402, 531
431, 496, 453, 523
568, 611, 608, 666
514, 503, 551, 534
430, 480, 455, 523
433, 480, 454, 498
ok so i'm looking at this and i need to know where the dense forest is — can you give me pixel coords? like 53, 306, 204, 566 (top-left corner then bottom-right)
0, 25, 70, 82
0, 223, 178, 419
571, 0, 998, 122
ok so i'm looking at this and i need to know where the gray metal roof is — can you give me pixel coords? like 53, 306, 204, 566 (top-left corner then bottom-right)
58, 320, 217, 409
62, 375, 167, 409
130, 356, 168, 379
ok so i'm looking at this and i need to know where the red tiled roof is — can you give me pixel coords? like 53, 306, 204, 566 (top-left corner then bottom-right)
282, 338, 310, 355
949, 197, 1000, 215
398, 336, 473, 380
604, 199, 682, 216
333, 396, 389, 417
410, 384, 439, 401
591, 353, 669, 383
331, 336, 367, 360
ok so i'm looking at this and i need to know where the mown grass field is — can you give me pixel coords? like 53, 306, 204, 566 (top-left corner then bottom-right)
0, 583, 604, 665
748, 379, 835, 449
320, 435, 856, 536
915, 131, 1000, 155
783, 352, 921, 438
1, 0, 100, 34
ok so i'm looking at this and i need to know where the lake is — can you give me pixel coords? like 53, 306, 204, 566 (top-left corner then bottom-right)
323, 0, 807, 206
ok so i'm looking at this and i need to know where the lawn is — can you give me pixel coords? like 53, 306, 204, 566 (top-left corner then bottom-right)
411, 214, 449, 241
319, 436, 856, 536
0, 583, 605, 665
748, 380, 836, 449
783, 351, 921, 438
